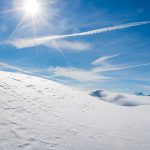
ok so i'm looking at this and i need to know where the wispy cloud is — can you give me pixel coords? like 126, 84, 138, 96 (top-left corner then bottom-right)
0, 62, 111, 82
91, 54, 120, 65
48, 67, 110, 81
93, 62, 150, 73
45, 40, 91, 51
0, 62, 72, 83
0, 62, 48, 78
0, 62, 30, 74
8, 21, 150, 49
1, 61, 150, 88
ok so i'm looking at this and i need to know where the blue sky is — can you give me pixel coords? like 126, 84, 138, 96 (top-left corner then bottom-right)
0, 0, 150, 93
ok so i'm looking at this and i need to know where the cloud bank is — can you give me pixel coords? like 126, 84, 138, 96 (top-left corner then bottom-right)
9, 21, 150, 49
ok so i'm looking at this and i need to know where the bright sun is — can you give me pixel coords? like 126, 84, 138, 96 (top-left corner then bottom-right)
23, 0, 41, 17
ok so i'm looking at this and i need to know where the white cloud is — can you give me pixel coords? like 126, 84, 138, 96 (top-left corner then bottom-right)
91, 54, 120, 65
48, 67, 110, 81
45, 40, 91, 51
8, 21, 150, 49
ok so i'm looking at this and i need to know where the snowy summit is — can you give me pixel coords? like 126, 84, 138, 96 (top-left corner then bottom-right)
0, 71, 150, 150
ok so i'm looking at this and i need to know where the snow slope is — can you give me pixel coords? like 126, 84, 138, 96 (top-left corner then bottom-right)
0, 71, 150, 150
90, 90, 150, 106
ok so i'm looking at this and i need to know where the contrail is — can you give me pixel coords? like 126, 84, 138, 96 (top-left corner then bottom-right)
9, 21, 150, 48
93, 62, 150, 73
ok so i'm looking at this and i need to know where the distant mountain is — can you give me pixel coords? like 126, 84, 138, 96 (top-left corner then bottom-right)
133, 92, 150, 96
90, 89, 104, 98
90, 90, 150, 106
133, 92, 145, 96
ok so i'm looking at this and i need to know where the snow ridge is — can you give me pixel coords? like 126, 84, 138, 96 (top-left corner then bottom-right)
0, 71, 150, 150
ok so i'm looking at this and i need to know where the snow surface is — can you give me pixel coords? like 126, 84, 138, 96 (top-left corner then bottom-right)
90, 90, 150, 106
0, 71, 150, 150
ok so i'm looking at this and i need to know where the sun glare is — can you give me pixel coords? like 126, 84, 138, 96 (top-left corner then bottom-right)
23, 0, 41, 17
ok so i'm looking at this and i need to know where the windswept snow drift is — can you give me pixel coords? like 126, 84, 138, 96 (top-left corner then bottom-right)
90, 90, 150, 106
0, 71, 150, 150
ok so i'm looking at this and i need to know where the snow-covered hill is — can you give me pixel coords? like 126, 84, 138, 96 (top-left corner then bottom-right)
0, 71, 150, 150
90, 90, 150, 106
